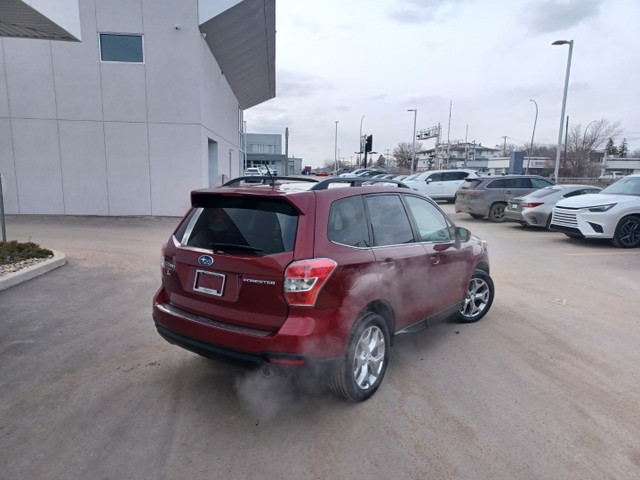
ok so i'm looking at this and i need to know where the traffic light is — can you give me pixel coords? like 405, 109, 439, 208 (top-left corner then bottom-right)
365, 135, 373, 153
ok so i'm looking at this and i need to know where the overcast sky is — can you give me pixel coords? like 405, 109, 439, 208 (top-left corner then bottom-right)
243, 0, 640, 168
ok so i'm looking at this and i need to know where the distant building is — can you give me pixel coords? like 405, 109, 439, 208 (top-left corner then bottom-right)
245, 133, 302, 175
603, 157, 640, 175
0, 0, 275, 216
416, 142, 501, 170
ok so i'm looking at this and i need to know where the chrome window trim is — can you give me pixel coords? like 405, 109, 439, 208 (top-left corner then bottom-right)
180, 208, 203, 245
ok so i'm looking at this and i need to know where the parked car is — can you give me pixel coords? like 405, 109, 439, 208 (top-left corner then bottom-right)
339, 168, 372, 177
455, 174, 555, 222
153, 177, 494, 401
243, 167, 262, 176
504, 184, 601, 228
404, 169, 479, 203
549, 174, 640, 248
336, 167, 353, 175
356, 170, 388, 178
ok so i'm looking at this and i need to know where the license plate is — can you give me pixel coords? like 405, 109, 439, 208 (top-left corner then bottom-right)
193, 269, 226, 296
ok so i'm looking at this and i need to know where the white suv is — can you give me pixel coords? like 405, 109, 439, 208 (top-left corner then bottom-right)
404, 169, 479, 202
549, 174, 640, 248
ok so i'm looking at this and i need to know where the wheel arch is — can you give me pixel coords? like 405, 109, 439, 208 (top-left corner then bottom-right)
358, 300, 395, 336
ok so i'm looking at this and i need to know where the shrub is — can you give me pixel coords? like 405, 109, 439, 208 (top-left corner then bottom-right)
0, 241, 53, 265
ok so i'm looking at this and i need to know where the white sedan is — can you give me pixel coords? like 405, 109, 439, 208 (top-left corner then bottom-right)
549, 174, 640, 248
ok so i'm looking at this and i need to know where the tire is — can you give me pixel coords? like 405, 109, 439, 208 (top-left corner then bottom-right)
488, 203, 507, 223
470, 213, 484, 220
612, 215, 640, 248
455, 270, 495, 323
447, 195, 457, 204
329, 313, 390, 401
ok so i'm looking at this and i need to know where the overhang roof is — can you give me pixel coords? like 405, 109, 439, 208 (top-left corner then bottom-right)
0, 0, 80, 41
199, 0, 275, 110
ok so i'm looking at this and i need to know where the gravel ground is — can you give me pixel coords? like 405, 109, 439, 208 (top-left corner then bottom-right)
0, 256, 53, 277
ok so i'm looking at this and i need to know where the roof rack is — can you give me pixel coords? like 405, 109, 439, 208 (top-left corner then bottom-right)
222, 176, 319, 187
310, 178, 409, 190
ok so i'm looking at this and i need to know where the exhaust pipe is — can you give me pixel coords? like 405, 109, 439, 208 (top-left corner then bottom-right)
261, 365, 273, 377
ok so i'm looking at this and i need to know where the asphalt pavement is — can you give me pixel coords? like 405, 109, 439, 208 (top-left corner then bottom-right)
1, 210, 639, 480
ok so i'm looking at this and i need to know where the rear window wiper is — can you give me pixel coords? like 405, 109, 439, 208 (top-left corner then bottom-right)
208, 242, 263, 253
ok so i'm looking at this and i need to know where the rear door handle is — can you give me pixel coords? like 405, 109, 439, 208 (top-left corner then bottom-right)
381, 258, 395, 269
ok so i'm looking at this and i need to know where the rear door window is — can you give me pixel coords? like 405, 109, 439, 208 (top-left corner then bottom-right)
328, 196, 370, 247
364, 194, 415, 246
507, 178, 532, 188
185, 197, 298, 255
442, 171, 468, 181
531, 178, 554, 188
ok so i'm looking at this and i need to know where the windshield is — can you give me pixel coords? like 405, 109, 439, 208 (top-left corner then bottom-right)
601, 176, 640, 196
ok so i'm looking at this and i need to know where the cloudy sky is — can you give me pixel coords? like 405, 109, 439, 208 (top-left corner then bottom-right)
244, 0, 640, 167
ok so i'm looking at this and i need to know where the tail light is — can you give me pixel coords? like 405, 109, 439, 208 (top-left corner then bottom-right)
284, 258, 337, 306
160, 242, 176, 276
466, 190, 484, 195
521, 202, 543, 209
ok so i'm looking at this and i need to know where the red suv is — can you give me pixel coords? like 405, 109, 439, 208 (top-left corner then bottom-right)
153, 177, 494, 401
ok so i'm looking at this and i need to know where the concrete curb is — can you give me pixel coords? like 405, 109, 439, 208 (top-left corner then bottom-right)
0, 250, 67, 292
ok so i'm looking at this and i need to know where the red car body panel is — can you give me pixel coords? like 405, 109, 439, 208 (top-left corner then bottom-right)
153, 183, 489, 368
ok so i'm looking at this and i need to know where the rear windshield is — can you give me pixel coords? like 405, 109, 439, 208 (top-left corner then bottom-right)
528, 186, 561, 198
184, 197, 298, 255
460, 178, 482, 189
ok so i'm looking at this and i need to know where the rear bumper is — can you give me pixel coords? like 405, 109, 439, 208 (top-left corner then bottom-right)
154, 321, 341, 372
152, 290, 348, 370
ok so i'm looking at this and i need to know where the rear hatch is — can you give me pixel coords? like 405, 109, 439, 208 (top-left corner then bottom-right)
163, 193, 302, 332
456, 177, 484, 203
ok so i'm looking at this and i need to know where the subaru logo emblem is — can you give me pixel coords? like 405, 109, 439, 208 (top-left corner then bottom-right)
198, 255, 214, 267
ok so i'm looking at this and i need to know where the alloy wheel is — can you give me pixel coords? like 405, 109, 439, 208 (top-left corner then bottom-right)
460, 277, 491, 320
352, 326, 386, 390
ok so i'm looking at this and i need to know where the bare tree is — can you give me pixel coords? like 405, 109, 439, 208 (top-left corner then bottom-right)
563, 119, 623, 176
393, 141, 423, 171
373, 155, 386, 169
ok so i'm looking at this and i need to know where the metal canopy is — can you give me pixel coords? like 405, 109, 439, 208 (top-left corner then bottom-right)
200, 0, 275, 110
0, 0, 79, 41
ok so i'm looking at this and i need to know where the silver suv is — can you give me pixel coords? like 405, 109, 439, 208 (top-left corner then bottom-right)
455, 175, 554, 222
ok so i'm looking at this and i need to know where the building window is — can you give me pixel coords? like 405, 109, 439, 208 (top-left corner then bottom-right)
99, 34, 144, 63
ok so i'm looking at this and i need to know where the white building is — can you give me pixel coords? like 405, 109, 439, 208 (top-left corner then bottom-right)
0, 0, 275, 216
603, 157, 640, 175
416, 141, 501, 170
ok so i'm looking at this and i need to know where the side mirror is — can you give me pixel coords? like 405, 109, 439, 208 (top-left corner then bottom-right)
425, 178, 433, 183
455, 227, 471, 242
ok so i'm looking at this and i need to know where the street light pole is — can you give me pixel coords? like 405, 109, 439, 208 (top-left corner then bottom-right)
552, 39, 574, 183
527, 99, 538, 174
334, 121, 339, 175
407, 109, 417, 174
359, 115, 364, 167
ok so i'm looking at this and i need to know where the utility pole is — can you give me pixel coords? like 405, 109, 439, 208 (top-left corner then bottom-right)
284, 127, 289, 175
501, 136, 508, 156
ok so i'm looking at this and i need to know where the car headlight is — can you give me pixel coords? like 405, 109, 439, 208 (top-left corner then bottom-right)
588, 203, 616, 212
